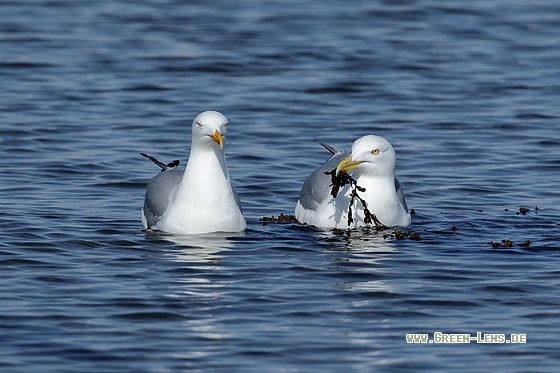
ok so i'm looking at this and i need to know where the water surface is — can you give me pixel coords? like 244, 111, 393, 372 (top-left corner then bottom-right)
1, 0, 559, 372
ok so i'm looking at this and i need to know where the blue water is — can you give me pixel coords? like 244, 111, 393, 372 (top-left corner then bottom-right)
1, 0, 559, 371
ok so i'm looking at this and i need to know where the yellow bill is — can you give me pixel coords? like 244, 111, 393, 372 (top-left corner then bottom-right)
336, 155, 363, 175
207, 129, 223, 149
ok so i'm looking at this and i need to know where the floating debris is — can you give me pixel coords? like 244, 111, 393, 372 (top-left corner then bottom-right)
487, 239, 531, 248
410, 232, 422, 241
385, 229, 422, 241
508, 206, 538, 215
260, 213, 298, 225
393, 229, 405, 240
517, 207, 531, 216
332, 228, 348, 236
261, 213, 423, 242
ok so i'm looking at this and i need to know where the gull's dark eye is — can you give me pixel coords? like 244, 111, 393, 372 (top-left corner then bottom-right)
224, 122, 228, 128
197, 121, 203, 129
371, 149, 380, 155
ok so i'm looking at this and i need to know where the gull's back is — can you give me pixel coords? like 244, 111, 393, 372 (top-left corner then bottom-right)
142, 169, 183, 229
297, 150, 349, 211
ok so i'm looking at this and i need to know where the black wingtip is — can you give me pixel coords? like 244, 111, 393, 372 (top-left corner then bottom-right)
167, 160, 180, 168
313, 138, 337, 155
140, 153, 179, 171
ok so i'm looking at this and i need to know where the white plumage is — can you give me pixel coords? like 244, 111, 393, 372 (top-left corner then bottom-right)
141, 111, 246, 234
295, 135, 410, 229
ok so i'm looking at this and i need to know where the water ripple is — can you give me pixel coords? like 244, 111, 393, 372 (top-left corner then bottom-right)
0, 0, 559, 372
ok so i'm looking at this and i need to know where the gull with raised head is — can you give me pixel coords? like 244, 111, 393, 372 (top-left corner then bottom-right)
295, 135, 410, 229
141, 111, 246, 234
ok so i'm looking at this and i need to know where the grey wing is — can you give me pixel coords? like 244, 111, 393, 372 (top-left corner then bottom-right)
394, 178, 409, 212
143, 169, 183, 227
298, 150, 350, 211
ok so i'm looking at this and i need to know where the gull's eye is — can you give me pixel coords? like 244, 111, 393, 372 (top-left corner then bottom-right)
371, 149, 380, 155
197, 121, 203, 129
224, 122, 228, 128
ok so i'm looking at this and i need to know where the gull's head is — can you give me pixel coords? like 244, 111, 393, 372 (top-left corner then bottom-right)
336, 135, 396, 177
191, 111, 228, 150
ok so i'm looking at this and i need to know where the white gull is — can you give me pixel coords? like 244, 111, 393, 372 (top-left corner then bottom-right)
295, 135, 410, 229
141, 111, 246, 234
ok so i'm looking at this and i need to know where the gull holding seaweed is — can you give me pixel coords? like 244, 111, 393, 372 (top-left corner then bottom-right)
141, 111, 246, 234
295, 135, 410, 229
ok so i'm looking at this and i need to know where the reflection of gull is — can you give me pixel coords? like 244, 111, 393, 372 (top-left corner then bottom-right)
295, 135, 410, 229
141, 111, 246, 235
162, 232, 241, 263
316, 228, 399, 255
316, 231, 398, 294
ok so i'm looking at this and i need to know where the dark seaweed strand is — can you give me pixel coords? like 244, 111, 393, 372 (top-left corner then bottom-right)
324, 169, 353, 198
324, 168, 388, 229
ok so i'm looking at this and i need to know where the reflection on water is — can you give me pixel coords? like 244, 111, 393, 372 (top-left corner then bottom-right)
186, 319, 232, 341
148, 230, 243, 263
315, 228, 400, 253
1, 0, 559, 371
319, 229, 399, 296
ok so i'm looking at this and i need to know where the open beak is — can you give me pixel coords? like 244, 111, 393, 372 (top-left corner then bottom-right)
207, 129, 224, 149
336, 155, 363, 175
